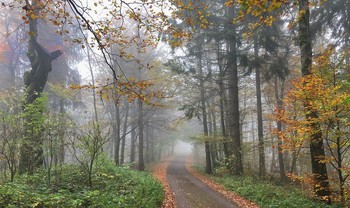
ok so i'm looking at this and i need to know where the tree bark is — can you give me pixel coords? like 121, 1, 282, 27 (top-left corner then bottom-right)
298, 0, 331, 203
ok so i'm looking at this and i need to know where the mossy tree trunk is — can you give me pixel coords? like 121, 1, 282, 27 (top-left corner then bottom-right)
19, 0, 62, 174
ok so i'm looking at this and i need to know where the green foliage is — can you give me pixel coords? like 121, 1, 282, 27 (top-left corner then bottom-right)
23, 94, 48, 135
0, 158, 164, 208
70, 122, 109, 188
206, 171, 340, 208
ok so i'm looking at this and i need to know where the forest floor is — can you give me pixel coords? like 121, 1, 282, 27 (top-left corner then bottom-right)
153, 155, 258, 208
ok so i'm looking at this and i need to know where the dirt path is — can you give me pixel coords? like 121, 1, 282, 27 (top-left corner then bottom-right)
167, 155, 239, 208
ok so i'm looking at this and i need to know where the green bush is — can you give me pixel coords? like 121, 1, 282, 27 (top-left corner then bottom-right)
0, 159, 164, 208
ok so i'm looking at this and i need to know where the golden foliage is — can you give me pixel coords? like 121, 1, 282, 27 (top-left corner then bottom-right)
272, 47, 350, 203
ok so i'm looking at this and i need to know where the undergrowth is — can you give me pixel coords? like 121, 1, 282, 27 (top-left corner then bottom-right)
195, 165, 340, 208
0, 158, 164, 208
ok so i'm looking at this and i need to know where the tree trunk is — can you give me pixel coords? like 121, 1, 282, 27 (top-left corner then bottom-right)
251, 112, 256, 165
87, 45, 98, 123
130, 104, 136, 163
332, 124, 345, 204
270, 136, 276, 173
254, 38, 266, 177
211, 106, 220, 162
145, 123, 150, 163
226, 6, 243, 175
114, 102, 121, 165
157, 142, 162, 161
58, 98, 65, 164
217, 42, 229, 159
298, 0, 331, 203
138, 100, 144, 171
120, 100, 129, 164
290, 149, 298, 174
150, 128, 155, 162
197, 38, 212, 174
19, 0, 62, 174
274, 76, 286, 181
207, 102, 217, 169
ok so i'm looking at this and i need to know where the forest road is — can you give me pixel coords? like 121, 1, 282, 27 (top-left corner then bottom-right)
167, 155, 239, 208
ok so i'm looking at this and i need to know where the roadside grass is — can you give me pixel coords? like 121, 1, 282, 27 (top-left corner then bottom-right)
194, 165, 340, 208
0, 158, 164, 208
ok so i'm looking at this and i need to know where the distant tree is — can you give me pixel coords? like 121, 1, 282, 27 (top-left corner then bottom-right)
251, 21, 289, 179
0, 8, 27, 88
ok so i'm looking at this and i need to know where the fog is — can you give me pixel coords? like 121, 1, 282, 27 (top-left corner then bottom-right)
173, 140, 193, 156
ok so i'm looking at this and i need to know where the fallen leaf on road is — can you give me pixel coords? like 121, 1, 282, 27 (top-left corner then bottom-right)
186, 158, 259, 208
152, 158, 177, 208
